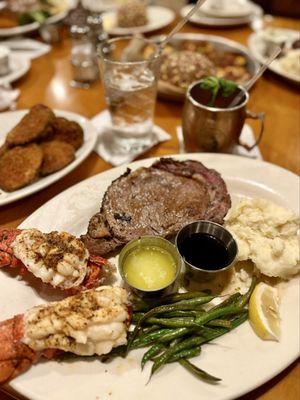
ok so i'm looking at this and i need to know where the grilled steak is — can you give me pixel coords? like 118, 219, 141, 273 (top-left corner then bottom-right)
82, 158, 231, 256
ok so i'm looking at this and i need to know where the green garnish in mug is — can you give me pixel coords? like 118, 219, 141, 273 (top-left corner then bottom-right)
200, 77, 238, 107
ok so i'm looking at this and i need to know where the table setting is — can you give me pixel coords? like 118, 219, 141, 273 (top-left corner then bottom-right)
0, 1, 299, 400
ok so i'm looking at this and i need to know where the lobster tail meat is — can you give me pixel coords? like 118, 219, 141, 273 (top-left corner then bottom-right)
0, 228, 114, 292
0, 286, 131, 383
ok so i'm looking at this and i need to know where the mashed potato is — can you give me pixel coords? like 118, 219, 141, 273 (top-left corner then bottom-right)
225, 198, 300, 279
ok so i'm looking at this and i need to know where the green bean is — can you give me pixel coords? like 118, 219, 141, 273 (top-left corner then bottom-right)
170, 337, 183, 347
167, 346, 201, 363
194, 305, 244, 326
146, 317, 197, 328
151, 336, 205, 376
162, 290, 212, 303
161, 310, 200, 318
235, 277, 257, 308
131, 328, 173, 349
210, 292, 242, 311
142, 324, 161, 334
179, 359, 221, 382
127, 295, 215, 350
206, 319, 232, 329
132, 312, 145, 324
157, 327, 196, 343
141, 343, 165, 370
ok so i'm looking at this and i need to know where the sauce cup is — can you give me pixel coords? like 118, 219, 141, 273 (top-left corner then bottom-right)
175, 220, 237, 282
118, 236, 182, 298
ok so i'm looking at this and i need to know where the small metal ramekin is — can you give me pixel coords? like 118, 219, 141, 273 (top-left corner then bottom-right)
118, 236, 182, 298
175, 220, 237, 282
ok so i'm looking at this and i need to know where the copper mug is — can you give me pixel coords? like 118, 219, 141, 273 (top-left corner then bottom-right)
182, 80, 265, 153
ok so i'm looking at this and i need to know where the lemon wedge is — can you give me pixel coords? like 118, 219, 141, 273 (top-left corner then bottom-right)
249, 282, 280, 341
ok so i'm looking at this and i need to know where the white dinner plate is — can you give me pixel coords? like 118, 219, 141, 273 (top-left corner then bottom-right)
248, 28, 300, 84
181, 3, 263, 27
102, 5, 175, 36
0, 54, 30, 85
0, 1, 75, 37
2, 153, 299, 400
0, 109, 98, 206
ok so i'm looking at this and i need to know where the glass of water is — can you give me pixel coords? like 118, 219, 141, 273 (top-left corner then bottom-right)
98, 36, 161, 154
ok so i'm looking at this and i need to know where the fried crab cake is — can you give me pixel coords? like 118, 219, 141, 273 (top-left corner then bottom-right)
40, 141, 75, 175
0, 144, 43, 192
5, 104, 55, 147
51, 117, 84, 150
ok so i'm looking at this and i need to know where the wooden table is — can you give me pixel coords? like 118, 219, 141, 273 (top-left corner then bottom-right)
0, 14, 299, 400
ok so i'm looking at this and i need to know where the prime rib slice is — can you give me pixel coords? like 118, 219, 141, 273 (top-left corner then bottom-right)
82, 158, 231, 256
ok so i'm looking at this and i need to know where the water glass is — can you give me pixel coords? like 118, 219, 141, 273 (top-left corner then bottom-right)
98, 36, 161, 153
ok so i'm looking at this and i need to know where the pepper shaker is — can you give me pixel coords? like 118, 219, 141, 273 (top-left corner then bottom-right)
70, 24, 99, 88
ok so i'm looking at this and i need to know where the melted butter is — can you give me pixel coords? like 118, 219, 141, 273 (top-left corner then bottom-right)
123, 246, 176, 291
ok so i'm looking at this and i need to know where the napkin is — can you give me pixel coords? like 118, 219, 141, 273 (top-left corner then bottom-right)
0, 85, 20, 111
91, 110, 171, 166
0, 39, 51, 60
176, 124, 263, 159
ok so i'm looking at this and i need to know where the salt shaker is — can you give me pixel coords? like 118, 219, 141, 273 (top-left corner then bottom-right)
87, 14, 108, 47
70, 24, 99, 88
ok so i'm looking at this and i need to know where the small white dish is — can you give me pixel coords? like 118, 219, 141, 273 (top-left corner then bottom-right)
180, 2, 263, 27
102, 5, 175, 36
0, 109, 98, 206
0, 38, 51, 60
0, 54, 30, 85
201, 0, 254, 18
248, 28, 300, 84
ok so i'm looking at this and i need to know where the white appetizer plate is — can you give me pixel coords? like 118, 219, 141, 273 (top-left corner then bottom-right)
181, 2, 263, 27
248, 28, 300, 84
0, 0, 75, 37
0, 109, 98, 206
2, 153, 299, 400
102, 5, 175, 35
0, 54, 30, 85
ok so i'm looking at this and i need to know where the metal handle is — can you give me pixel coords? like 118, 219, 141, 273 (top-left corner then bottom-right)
238, 110, 265, 151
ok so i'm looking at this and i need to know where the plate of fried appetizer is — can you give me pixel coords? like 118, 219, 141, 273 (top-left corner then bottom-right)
0, 104, 97, 206
0, 0, 74, 37
0, 153, 299, 400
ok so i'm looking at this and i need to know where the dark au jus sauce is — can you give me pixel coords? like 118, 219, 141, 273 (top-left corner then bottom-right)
179, 233, 231, 271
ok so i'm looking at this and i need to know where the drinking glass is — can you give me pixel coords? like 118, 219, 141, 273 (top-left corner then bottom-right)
98, 36, 161, 154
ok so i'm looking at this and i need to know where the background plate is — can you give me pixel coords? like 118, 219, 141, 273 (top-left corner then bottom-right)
102, 6, 175, 35
0, 0, 76, 37
2, 153, 299, 400
0, 54, 30, 85
248, 28, 300, 84
154, 32, 259, 101
180, 3, 263, 27
0, 109, 98, 206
